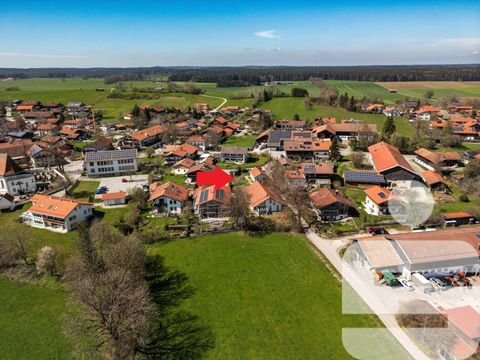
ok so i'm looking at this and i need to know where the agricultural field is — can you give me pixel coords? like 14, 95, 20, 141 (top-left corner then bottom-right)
377, 81, 480, 99
325, 80, 408, 104
0, 277, 71, 360
0, 78, 223, 121
148, 232, 410, 360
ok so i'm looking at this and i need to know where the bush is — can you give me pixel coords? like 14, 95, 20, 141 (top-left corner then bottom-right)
459, 194, 469, 202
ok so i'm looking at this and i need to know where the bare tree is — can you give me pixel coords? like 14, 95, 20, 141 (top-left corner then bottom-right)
351, 152, 366, 169
64, 222, 152, 359
0, 227, 32, 267
230, 188, 251, 229
35, 246, 56, 275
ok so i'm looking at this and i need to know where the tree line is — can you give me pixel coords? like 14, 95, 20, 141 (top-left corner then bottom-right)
1, 64, 479, 82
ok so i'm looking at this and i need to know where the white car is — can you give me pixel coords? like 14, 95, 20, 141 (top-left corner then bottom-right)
399, 278, 415, 291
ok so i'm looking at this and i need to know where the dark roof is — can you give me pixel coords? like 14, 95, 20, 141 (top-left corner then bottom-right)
345, 171, 387, 185
85, 149, 137, 162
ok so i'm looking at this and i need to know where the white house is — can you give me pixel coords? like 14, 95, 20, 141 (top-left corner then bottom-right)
84, 149, 138, 177
0, 154, 36, 196
363, 186, 391, 216
21, 194, 93, 233
220, 147, 248, 164
172, 158, 196, 175
149, 182, 189, 215
243, 182, 283, 215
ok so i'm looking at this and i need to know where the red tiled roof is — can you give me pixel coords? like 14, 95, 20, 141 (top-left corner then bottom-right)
368, 142, 414, 173
128, 125, 165, 141
364, 186, 391, 205
421, 170, 444, 186
29, 194, 90, 219
442, 212, 474, 220
102, 191, 127, 200
243, 182, 283, 208
149, 181, 188, 203
443, 306, 480, 340
309, 188, 352, 209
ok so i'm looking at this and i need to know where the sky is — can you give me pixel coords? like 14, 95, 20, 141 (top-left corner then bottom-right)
1, 0, 479, 68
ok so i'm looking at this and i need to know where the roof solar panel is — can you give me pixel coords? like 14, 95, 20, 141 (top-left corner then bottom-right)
378, 192, 387, 199
345, 171, 387, 184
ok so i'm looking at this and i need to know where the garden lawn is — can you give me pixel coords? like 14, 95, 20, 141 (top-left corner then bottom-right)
148, 232, 410, 360
68, 180, 100, 202
222, 135, 256, 148
0, 277, 71, 359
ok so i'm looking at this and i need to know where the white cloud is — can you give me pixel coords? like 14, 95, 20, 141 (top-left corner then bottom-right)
254, 30, 279, 39
0, 52, 87, 59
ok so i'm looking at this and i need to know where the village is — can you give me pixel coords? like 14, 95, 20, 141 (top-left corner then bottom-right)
1, 93, 480, 360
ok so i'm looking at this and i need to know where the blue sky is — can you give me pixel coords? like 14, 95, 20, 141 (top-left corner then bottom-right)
1, 0, 479, 67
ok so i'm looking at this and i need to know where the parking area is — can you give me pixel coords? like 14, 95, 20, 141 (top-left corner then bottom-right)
82, 175, 148, 198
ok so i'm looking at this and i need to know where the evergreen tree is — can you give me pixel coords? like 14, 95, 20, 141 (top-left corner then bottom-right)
329, 137, 342, 162
382, 116, 396, 139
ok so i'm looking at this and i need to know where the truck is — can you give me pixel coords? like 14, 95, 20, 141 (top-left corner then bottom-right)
383, 270, 399, 286
412, 273, 435, 293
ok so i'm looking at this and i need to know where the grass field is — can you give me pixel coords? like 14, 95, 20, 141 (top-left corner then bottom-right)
377, 81, 480, 99
148, 232, 409, 360
325, 80, 408, 104
0, 277, 71, 359
222, 135, 257, 148
68, 180, 100, 202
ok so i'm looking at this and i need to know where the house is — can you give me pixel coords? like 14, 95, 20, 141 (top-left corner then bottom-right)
283, 138, 331, 161
0, 193, 15, 211
421, 170, 448, 192
102, 191, 127, 206
249, 167, 265, 182
412, 105, 441, 121
0, 154, 36, 196
366, 103, 385, 113
27, 144, 59, 168
344, 171, 387, 188
84, 149, 138, 177
149, 182, 189, 215
219, 147, 248, 164
83, 138, 114, 153
21, 194, 93, 233
172, 158, 196, 175
120, 125, 165, 149
193, 185, 231, 218
186, 163, 215, 184
415, 148, 463, 171
442, 212, 476, 227
186, 135, 208, 151
309, 188, 355, 221
300, 162, 334, 187
364, 186, 391, 216
242, 182, 283, 215
368, 142, 419, 182
164, 144, 198, 166
285, 169, 307, 189
313, 123, 378, 141
36, 123, 59, 137
383, 106, 402, 117
0, 139, 33, 168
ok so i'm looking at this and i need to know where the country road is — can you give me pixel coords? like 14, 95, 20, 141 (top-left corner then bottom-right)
199, 94, 228, 111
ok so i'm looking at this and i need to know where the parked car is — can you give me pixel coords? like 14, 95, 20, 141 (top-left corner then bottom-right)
430, 278, 447, 289
121, 178, 128, 183
399, 278, 415, 291
367, 227, 389, 236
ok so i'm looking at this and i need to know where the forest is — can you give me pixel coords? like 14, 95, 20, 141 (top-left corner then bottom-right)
0, 64, 479, 84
